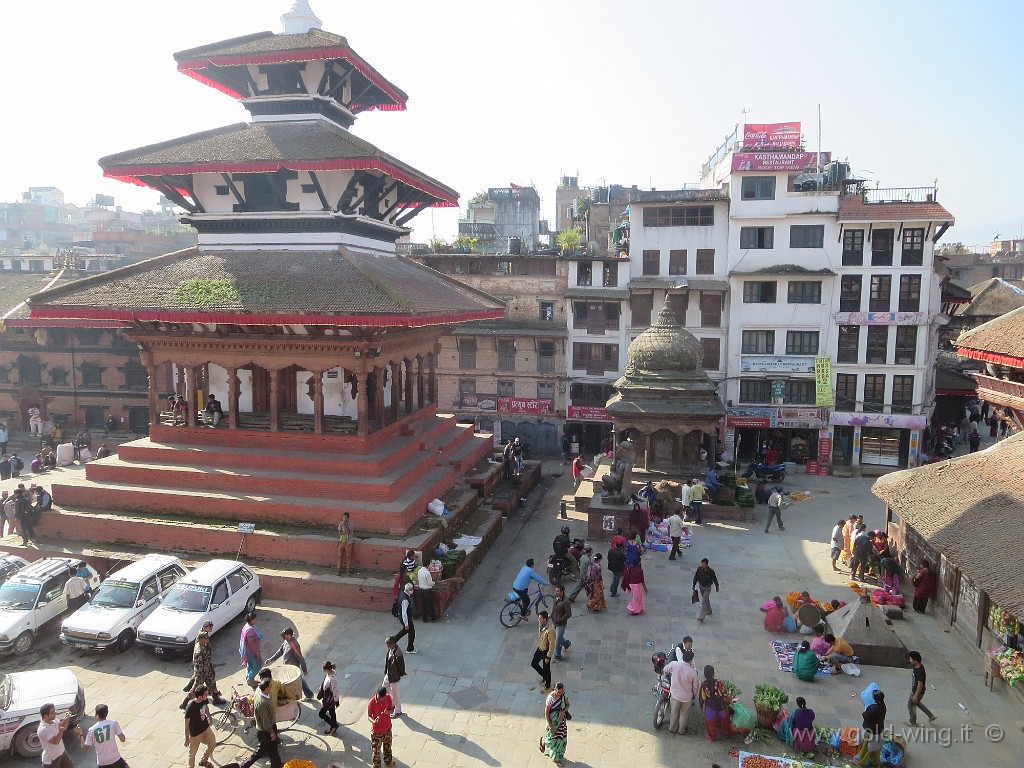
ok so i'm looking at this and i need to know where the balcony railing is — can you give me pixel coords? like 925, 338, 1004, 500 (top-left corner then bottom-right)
974, 373, 1024, 400
862, 186, 938, 204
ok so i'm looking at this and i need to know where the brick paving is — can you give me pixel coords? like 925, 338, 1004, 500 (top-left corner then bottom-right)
3, 448, 1020, 767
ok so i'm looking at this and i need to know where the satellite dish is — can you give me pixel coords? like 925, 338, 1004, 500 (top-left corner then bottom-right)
587, 240, 600, 254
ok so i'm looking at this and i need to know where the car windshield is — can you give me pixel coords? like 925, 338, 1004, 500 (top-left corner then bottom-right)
162, 583, 211, 612
0, 674, 10, 710
91, 580, 140, 609
0, 582, 39, 610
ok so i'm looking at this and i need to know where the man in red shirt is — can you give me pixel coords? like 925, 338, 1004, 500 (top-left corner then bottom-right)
367, 686, 396, 768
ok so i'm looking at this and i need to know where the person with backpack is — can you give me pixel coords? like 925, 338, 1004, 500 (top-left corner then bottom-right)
10, 452, 23, 478
392, 583, 417, 653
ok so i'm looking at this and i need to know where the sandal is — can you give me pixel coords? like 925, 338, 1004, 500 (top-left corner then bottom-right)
539, 736, 545, 753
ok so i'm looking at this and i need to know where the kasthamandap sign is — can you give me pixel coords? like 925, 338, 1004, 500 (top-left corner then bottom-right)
740, 356, 817, 374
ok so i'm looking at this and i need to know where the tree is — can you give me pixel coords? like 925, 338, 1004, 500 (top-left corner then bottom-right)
556, 226, 582, 255
936, 242, 973, 256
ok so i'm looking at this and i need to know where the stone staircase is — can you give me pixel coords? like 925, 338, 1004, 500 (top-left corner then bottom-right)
24, 408, 504, 611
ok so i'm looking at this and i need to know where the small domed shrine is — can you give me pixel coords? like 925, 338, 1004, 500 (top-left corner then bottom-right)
606, 298, 726, 474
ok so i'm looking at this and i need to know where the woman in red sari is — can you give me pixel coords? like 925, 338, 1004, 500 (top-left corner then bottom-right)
912, 560, 937, 613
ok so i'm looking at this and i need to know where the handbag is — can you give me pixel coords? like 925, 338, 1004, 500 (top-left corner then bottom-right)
691, 588, 700, 605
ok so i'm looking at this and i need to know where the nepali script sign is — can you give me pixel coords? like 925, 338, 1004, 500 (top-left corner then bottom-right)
567, 405, 611, 421
814, 357, 834, 407
497, 397, 553, 415
743, 122, 802, 149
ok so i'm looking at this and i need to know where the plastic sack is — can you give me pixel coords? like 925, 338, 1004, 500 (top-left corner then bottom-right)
861, 682, 881, 709
433, 543, 450, 557
730, 702, 756, 732
427, 498, 446, 516
841, 663, 862, 676
580, 466, 594, 479
829, 730, 841, 748
782, 615, 798, 633
508, 591, 521, 602
880, 737, 906, 766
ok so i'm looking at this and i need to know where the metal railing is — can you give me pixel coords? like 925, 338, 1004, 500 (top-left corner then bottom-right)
862, 186, 938, 203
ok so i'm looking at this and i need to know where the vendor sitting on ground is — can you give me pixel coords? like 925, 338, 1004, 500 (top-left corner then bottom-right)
754, 481, 770, 504
761, 596, 786, 633
792, 640, 819, 682
705, 467, 725, 492
823, 633, 855, 672
810, 625, 830, 655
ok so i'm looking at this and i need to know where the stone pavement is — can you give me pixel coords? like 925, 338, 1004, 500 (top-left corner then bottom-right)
4, 457, 1020, 767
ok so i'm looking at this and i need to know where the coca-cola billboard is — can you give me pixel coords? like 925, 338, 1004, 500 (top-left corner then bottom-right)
497, 396, 553, 415
743, 122, 801, 149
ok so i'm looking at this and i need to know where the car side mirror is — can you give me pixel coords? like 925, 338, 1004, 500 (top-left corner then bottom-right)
135, 600, 145, 608
210, 604, 220, 610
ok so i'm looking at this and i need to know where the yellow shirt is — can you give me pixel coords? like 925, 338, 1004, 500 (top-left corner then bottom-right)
828, 637, 854, 657
537, 624, 554, 659
690, 485, 705, 502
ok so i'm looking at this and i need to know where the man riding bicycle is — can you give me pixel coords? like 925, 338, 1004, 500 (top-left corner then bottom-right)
512, 558, 549, 616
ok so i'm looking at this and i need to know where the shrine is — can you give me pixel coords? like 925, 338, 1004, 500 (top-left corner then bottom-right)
13, 3, 507, 609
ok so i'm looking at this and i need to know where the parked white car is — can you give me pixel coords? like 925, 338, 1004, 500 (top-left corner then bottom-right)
0, 667, 85, 757
61, 554, 188, 652
0, 553, 29, 586
0, 558, 101, 655
136, 559, 261, 654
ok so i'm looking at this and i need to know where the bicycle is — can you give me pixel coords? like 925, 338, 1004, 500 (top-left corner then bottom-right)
500, 585, 550, 628
213, 682, 302, 744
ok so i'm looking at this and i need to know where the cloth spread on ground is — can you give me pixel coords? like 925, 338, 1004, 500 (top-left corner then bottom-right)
451, 534, 483, 553
644, 520, 692, 552
786, 491, 814, 503
771, 641, 837, 675
736, 752, 793, 768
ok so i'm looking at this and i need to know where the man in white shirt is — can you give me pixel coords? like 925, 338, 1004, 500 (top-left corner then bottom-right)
662, 649, 699, 734
678, 482, 692, 521
37, 703, 80, 768
63, 567, 89, 612
81, 704, 127, 768
415, 564, 436, 622
666, 511, 685, 561
830, 518, 845, 572
765, 488, 785, 533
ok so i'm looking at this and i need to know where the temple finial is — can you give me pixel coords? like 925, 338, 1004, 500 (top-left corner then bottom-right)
281, 0, 322, 34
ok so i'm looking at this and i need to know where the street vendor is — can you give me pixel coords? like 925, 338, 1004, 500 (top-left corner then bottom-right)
761, 597, 786, 633
792, 640, 819, 682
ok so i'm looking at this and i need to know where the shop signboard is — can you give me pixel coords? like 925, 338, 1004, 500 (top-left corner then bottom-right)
817, 437, 832, 462
814, 357, 834, 406
740, 356, 816, 373
567, 405, 611, 422
833, 311, 926, 326
830, 412, 927, 429
776, 407, 827, 429
742, 121, 802, 149
726, 407, 776, 428
455, 393, 497, 411
498, 396, 553, 415
770, 380, 786, 402
731, 151, 831, 173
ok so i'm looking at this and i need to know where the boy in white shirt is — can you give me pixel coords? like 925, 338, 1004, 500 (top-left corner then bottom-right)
81, 704, 127, 768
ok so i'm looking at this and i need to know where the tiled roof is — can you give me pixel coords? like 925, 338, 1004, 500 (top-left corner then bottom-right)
99, 121, 457, 206
1, 272, 62, 320
564, 287, 629, 300
451, 319, 565, 337
730, 264, 835, 276
25, 248, 504, 328
872, 433, 1024, 616
962, 278, 1024, 318
933, 366, 977, 394
838, 196, 954, 223
627, 277, 688, 290
954, 304, 1024, 362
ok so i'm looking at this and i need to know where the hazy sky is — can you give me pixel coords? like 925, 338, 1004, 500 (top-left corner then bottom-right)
1, 0, 1021, 249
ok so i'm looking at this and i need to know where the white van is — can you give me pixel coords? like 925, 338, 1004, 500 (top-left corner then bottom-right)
0, 558, 101, 655
60, 554, 188, 652
136, 559, 260, 654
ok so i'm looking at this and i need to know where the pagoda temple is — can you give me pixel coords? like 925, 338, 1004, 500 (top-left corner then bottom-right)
12, 4, 507, 609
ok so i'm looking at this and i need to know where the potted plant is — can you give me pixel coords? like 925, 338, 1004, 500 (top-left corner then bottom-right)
556, 226, 582, 256
752, 683, 789, 728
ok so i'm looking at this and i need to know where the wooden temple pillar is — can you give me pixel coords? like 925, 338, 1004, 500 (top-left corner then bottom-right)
312, 370, 325, 434
374, 366, 386, 429
185, 366, 199, 427
142, 352, 159, 426
389, 361, 401, 422
356, 370, 369, 436
227, 367, 239, 430
416, 355, 425, 410
268, 368, 281, 432
427, 353, 436, 405
175, 365, 186, 398
404, 359, 414, 415
644, 432, 653, 471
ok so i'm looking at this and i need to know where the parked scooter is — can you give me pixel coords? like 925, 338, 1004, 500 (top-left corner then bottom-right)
742, 460, 786, 483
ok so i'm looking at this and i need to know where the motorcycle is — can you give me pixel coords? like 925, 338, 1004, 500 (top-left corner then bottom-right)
546, 553, 578, 586
742, 460, 786, 483
651, 652, 671, 729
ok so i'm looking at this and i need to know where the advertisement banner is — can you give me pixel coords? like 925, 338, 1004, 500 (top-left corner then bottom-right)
731, 151, 831, 173
454, 393, 497, 411
833, 311, 926, 326
740, 356, 817, 374
814, 357, 834, 407
498, 396, 553, 415
743, 122, 802, 149
770, 380, 787, 401
830, 412, 927, 430
567, 405, 611, 422
726, 407, 776, 428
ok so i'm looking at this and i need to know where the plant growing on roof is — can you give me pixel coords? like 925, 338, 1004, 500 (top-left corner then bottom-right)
468, 191, 488, 205
429, 236, 449, 253
171, 277, 241, 308
556, 226, 582, 255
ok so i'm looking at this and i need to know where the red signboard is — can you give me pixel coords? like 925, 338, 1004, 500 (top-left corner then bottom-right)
498, 396, 553, 415
567, 405, 611, 422
817, 438, 832, 463
743, 122, 802, 149
731, 151, 831, 173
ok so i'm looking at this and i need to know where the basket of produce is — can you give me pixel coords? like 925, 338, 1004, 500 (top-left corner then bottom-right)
752, 684, 788, 728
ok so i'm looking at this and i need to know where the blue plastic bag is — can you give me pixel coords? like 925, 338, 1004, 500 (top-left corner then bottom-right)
782, 615, 797, 633
881, 738, 905, 765
507, 591, 521, 602
829, 730, 841, 748
860, 682, 881, 709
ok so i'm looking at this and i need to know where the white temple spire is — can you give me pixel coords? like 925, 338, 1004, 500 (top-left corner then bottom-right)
281, 0, 322, 34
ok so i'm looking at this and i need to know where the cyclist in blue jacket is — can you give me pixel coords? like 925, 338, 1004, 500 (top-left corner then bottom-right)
513, 559, 549, 616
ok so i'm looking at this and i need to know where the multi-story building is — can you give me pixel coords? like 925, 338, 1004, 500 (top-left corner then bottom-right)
413, 251, 568, 453
458, 186, 542, 254
554, 177, 637, 257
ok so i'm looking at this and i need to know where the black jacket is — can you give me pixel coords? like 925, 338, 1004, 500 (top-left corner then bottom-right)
692, 565, 719, 590
384, 647, 406, 683
862, 702, 886, 738
606, 547, 626, 574
853, 533, 872, 559
551, 597, 572, 627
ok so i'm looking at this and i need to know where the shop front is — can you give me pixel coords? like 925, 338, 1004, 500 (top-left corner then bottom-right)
725, 407, 830, 470
830, 412, 927, 470
566, 405, 613, 458
496, 396, 559, 456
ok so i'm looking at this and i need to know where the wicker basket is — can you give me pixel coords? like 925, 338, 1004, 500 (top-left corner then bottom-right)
754, 701, 780, 729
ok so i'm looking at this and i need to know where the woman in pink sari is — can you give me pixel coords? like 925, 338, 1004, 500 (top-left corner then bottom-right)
622, 556, 647, 615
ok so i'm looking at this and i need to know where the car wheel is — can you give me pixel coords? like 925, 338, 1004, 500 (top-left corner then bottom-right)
13, 631, 33, 654
116, 629, 136, 652
14, 724, 42, 757
244, 594, 257, 614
